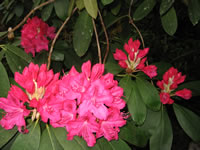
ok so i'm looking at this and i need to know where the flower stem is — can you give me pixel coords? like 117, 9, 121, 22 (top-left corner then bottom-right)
47, 7, 77, 70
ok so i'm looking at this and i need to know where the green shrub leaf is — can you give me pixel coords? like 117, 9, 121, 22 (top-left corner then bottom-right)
188, 0, 200, 25
83, 0, 98, 19
136, 78, 161, 111
101, 0, 114, 6
150, 108, 173, 150
10, 123, 41, 150
41, 3, 54, 21
0, 127, 17, 148
73, 10, 93, 57
161, 7, 178, 35
173, 104, 200, 142
0, 62, 10, 97
133, 0, 156, 21
119, 76, 132, 102
160, 0, 174, 16
54, 0, 69, 20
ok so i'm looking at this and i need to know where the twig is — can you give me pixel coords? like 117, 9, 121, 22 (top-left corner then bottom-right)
98, 11, 109, 64
92, 18, 102, 64
128, 0, 145, 49
47, 7, 77, 70
10, 0, 54, 33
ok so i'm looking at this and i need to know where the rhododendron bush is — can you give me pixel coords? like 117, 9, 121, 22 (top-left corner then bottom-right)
0, 0, 200, 150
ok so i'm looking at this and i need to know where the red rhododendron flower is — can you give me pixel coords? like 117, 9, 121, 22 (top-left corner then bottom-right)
57, 60, 127, 147
157, 67, 192, 104
21, 16, 56, 57
113, 37, 157, 78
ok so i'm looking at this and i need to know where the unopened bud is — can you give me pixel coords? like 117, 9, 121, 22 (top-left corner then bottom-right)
8, 27, 14, 40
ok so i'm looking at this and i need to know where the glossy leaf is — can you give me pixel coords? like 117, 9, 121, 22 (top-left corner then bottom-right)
173, 104, 200, 142
97, 137, 131, 150
119, 120, 149, 147
119, 76, 132, 102
39, 125, 63, 150
111, 1, 121, 15
133, 0, 156, 21
51, 51, 64, 61
76, 0, 84, 10
52, 127, 90, 150
0, 31, 8, 37
160, 0, 174, 16
101, 0, 114, 6
5, 51, 28, 73
0, 127, 17, 148
0, 62, 10, 97
10, 123, 41, 150
0, 50, 5, 61
4, 44, 33, 63
150, 108, 173, 150
188, 0, 200, 25
128, 80, 147, 125
161, 7, 177, 35
54, 0, 69, 20
73, 10, 93, 57
41, 3, 54, 21
176, 80, 200, 97
136, 78, 161, 111
105, 62, 123, 75
14, 4, 24, 17
83, 0, 98, 19
68, 0, 75, 16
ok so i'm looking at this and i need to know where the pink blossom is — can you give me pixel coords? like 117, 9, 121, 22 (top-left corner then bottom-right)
21, 16, 56, 57
0, 94, 30, 132
113, 37, 157, 78
157, 67, 192, 104
175, 89, 192, 100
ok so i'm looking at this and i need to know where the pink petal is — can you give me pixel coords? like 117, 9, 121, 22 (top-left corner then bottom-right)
113, 49, 127, 61
142, 65, 157, 78
175, 89, 192, 100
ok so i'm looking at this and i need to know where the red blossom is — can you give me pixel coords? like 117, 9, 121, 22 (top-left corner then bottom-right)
21, 16, 56, 57
113, 37, 157, 78
157, 67, 192, 104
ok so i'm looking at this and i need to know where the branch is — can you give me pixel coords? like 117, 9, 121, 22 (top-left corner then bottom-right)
98, 10, 109, 64
128, 0, 145, 49
47, 7, 77, 70
92, 18, 102, 64
10, 0, 55, 33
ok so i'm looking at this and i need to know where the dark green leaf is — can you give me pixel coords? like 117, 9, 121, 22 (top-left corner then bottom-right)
0, 50, 5, 61
76, 0, 85, 10
5, 51, 28, 73
161, 7, 178, 35
41, 3, 54, 21
10, 123, 41, 150
133, 0, 156, 21
0, 62, 10, 97
0, 127, 17, 148
119, 120, 149, 147
54, 0, 69, 20
97, 137, 131, 150
111, 1, 121, 15
176, 81, 200, 97
4, 44, 33, 63
188, 0, 200, 25
136, 78, 161, 111
119, 76, 132, 102
150, 108, 173, 150
6, 12, 15, 24
52, 127, 90, 150
52, 51, 64, 61
73, 10, 93, 57
105, 62, 123, 75
83, 0, 98, 19
39, 125, 63, 150
101, 0, 114, 6
173, 104, 200, 142
14, 4, 24, 17
160, 0, 174, 16
68, 0, 75, 16
0, 31, 8, 37
128, 80, 147, 125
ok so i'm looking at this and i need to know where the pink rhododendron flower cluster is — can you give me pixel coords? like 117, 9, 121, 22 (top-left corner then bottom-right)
0, 63, 60, 132
157, 67, 192, 104
113, 38, 157, 78
21, 16, 56, 57
0, 61, 127, 147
